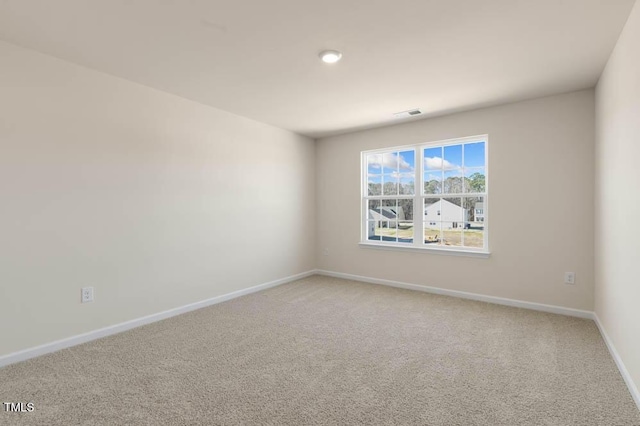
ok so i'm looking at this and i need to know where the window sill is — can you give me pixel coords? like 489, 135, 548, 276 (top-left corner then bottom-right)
358, 242, 491, 258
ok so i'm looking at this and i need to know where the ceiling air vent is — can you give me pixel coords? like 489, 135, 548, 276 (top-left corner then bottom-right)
393, 109, 422, 119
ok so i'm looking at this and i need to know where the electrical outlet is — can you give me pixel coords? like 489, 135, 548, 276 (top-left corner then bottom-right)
81, 287, 94, 303
564, 272, 575, 285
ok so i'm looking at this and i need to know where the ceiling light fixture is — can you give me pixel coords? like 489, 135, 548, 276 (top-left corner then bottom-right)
319, 50, 342, 64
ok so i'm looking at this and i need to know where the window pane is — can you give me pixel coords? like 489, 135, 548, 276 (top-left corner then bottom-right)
397, 199, 414, 243
398, 150, 415, 173
367, 154, 383, 174
382, 199, 397, 214
443, 170, 463, 194
424, 147, 443, 170
464, 142, 485, 168
379, 200, 398, 242
463, 222, 484, 248
442, 197, 463, 223
424, 222, 440, 244
399, 174, 415, 195
383, 174, 398, 196
441, 222, 463, 246
367, 200, 381, 241
398, 199, 414, 221
424, 171, 442, 194
464, 168, 486, 193
424, 198, 441, 220
367, 200, 382, 230
367, 221, 381, 241
382, 152, 398, 173
462, 196, 484, 223
383, 199, 399, 235
443, 144, 462, 169
381, 199, 398, 242
374, 221, 395, 241
384, 226, 399, 242
368, 199, 381, 212
368, 174, 382, 196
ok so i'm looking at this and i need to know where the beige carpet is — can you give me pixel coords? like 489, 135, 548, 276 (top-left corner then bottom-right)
1, 275, 639, 425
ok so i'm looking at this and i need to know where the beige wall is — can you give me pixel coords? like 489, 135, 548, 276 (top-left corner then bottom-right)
0, 41, 316, 357
595, 0, 640, 400
316, 90, 595, 311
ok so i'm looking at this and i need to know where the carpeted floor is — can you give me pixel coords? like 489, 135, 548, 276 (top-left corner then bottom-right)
1, 275, 639, 425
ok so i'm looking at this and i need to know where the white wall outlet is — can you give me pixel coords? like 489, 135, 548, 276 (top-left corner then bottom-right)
564, 272, 576, 285
323, 248, 329, 256
81, 287, 94, 303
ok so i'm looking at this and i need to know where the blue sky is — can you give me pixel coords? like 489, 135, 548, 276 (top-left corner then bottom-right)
368, 141, 485, 174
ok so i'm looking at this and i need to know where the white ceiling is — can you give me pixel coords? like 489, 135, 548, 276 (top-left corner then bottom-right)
0, 0, 635, 138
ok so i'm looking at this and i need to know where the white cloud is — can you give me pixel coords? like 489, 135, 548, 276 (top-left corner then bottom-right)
368, 153, 413, 171
424, 156, 459, 169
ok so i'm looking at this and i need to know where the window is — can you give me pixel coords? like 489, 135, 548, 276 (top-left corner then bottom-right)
362, 135, 488, 253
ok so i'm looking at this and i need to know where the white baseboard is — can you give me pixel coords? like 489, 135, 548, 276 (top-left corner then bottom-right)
593, 314, 640, 411
315, 269, 594, 319
316, 269, 640, 410
0, 270, 316, 369
4, 269, 638, 413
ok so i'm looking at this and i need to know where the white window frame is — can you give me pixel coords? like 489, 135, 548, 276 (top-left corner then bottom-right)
360, 135, 490, 257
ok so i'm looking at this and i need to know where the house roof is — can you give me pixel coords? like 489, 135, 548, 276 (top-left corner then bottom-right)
380, 208, 397, 219
425, 199, 463, 210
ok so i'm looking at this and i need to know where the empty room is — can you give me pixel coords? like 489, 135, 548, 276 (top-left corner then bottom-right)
1, 1, 639, 425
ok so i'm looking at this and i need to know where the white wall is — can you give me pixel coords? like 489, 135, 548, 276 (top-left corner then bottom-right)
316, 90, 595, 311
0, 41, 316, 357
595, 0, 640, 401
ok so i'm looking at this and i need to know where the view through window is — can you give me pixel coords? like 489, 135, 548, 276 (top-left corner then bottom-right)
363, 136, 488, 251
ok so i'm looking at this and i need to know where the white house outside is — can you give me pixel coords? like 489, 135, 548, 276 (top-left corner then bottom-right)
424, 199, 468, 229
368, 206, 406, 228
475, 202, 485, 222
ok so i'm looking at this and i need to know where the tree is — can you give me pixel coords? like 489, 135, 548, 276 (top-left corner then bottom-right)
397, 199, 414, 220
383, 182, 397, 195
399, 180, 415, 195
443, 176, 463, 194
468, 172, 485, 193
424, 179, 441, 194
455, 173, 485, 221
